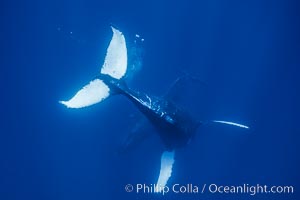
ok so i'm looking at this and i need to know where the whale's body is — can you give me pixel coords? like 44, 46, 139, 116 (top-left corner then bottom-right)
99, 74, 200, 150
60, 26, 249, 193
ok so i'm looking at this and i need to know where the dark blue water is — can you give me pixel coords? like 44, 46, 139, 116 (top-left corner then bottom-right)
1, 0, 299, 199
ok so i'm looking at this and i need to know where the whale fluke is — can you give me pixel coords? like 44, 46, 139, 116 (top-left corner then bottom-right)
60, 26, 127, 108
59, 79, 110, 108
101, 26, 127, 79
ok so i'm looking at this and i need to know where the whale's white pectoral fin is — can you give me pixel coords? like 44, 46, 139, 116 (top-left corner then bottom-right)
212, 120, 249, 129
101, 26, 127, 79
59, 79, 110, 108
155, 150, 175, 193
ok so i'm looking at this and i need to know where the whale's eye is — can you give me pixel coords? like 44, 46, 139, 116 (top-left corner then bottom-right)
165, 115, 175, 124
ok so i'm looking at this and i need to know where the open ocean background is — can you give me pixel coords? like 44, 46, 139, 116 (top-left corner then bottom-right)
1, 0, 299, 199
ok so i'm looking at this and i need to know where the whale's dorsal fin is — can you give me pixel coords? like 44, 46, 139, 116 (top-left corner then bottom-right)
165, 75, 207, 111
155, 150, 175, 193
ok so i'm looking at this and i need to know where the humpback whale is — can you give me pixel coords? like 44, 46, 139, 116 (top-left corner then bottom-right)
60, 26, 249, 193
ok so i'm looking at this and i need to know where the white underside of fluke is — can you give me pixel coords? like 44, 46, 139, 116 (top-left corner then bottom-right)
101, 27, 127, 79
155, 150, 175, 193
60, 26, 127, 108
59, 79, 109, 108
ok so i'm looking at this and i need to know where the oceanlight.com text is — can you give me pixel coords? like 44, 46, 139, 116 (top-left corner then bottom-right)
207, 183, 294, 195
